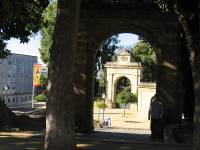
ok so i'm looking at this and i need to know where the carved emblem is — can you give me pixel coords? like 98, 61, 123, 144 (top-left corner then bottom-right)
121, 56, 128, 61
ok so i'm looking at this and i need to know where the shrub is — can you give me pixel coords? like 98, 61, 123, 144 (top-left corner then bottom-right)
35, 94, 46, 102
116, 90, 138, 117
94, 98, 107, 121
95, 99, 107, 109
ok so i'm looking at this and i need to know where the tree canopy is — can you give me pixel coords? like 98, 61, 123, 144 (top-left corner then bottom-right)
131, 39, 156, 82
40, 0, 119, 69
0, 0, 49, 129
0, 0, 49, 58
116, 87, 137, 117
40, 0, 57, 64
95, 35, 119, 71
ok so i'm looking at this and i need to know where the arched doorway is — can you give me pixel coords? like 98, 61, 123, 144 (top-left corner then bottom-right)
73, 1, 182, 133
105, 50, 141, 108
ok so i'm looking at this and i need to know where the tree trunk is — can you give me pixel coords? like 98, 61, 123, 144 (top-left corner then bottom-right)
44, 0, 80, 150
98, 109, 100, 122
173, 1, 199, 149
103, 108, 105, 121
124, 104, 126, 117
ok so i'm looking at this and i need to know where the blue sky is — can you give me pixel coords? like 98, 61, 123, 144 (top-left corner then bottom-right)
6, 33, 139, 65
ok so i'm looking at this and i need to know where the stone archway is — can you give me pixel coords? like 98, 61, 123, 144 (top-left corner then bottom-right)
74, 0, 183, 133
45, 1, 199, 149
105, 50, 141, 108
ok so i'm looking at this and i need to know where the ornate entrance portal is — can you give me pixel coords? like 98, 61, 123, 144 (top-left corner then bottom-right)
105, 50, 141, 107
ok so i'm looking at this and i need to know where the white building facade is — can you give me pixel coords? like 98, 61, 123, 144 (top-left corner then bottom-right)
105, 50, 156, 119
105, 50, 142, 108
0, 53, 37, 106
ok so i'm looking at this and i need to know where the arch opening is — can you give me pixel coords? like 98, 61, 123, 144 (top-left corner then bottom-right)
114, 76, 132, 108
92, 32, 158, 136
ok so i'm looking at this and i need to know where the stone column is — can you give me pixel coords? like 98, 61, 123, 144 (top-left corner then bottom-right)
73, 32, 88, 133
129, 74, 137, 94
106, 73, 113, 107
85, 48, 96, 133
73, 31, 97, 133
156, 42, 182, 124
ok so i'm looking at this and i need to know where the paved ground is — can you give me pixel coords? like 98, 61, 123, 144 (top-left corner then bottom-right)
0, 102, 193, 150
0, 131, 193, 150
9, 101, 46, 114
93, 107, 150, 131
77, 140, 193, 150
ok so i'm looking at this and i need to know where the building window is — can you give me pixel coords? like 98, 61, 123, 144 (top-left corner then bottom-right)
6, 85, 11, 90
8, 98, 10, 103
13, 98, 15, 102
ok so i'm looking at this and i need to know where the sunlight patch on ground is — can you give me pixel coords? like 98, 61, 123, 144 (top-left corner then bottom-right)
0, 131, 44, 138
120, 146, 132, 149
77, 143, 94, 148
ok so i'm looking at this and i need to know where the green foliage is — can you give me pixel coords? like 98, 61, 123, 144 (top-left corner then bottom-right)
96, 35, 119, 71
39, 0, 119, 67
95, 98, 107, 110
154, 0, 172, 12
132, 92, 138, 103
116, 88, 137, 117
95, 36, 119, 96
40, 1, 119, 67
0, 0, 49, 58
40, 0, 57, 64
116, 90, 137, 105
38, 75, 48, 93
96, 69, 107, 95
35, 93, 47, 102
40, 75, 48, 87
95, 98, 107, 122
116, 77, 131, 94
131, 39, 156, 82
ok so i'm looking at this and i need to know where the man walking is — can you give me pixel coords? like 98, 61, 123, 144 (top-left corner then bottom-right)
148, 94, 164, 139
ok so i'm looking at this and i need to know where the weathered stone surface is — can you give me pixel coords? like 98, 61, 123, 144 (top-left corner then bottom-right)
105, 50, 142, 108
75, 0, 184, 133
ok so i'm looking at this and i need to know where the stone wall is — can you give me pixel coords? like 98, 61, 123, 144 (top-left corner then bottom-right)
137, 83, 156, 119
76, 1, 182, 133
